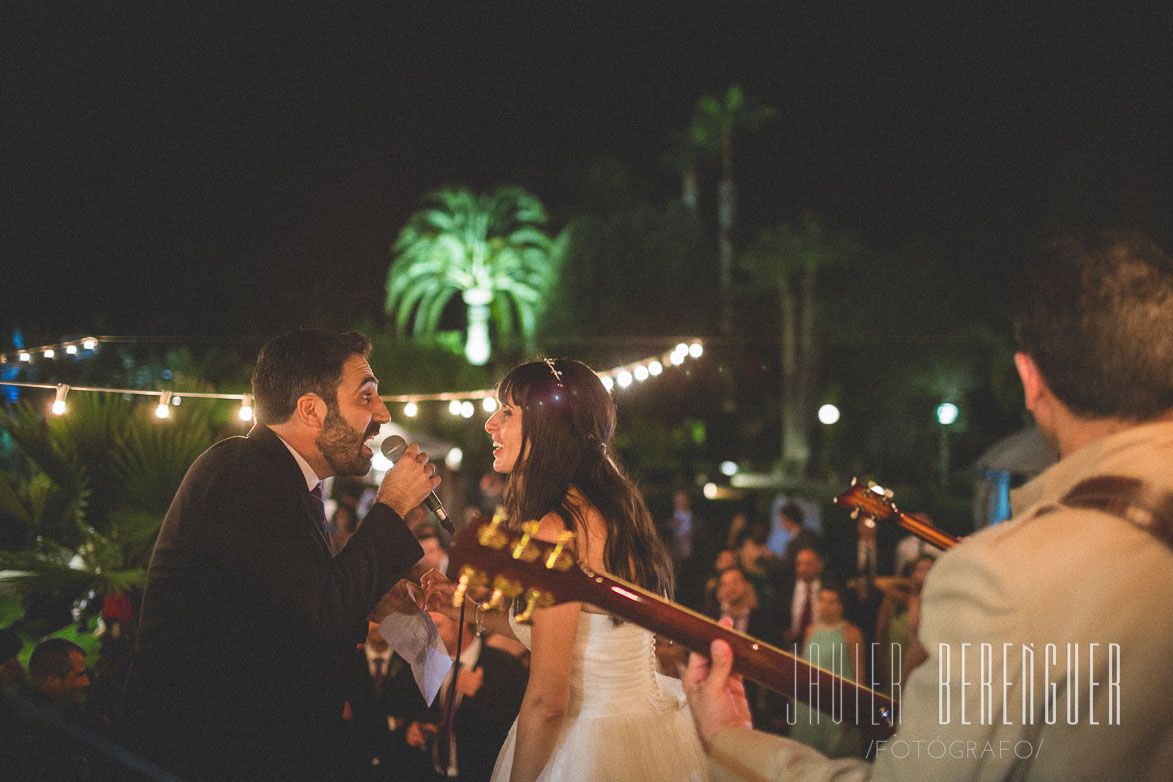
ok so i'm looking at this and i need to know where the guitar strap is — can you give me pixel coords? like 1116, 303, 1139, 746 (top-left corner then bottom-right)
1060, 475, 1173, 550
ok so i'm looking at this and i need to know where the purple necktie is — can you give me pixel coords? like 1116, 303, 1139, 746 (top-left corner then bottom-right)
309, 483, 332, 552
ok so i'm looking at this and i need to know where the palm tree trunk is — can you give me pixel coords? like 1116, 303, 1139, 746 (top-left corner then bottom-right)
718, 178, 735, 335
682, 168, 698, 213
779, 284, 804, 475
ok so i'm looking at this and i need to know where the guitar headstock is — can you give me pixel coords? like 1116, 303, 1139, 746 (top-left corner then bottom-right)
446, 514, 579, 622
834, 477, 900, 523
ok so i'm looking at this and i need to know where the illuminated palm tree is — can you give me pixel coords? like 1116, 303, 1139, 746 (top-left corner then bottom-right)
384, 186, 557, 365
690, 84, 778, 332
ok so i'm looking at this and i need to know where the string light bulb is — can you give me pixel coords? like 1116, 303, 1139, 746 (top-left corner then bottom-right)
52, 384, 69, 416
238, 395, 254, 421
156, 391, 173, 419
65, 344, 78, 355
43, 349, 55, 359
82, 339, 97, 350
19, 352, 30, 362
403, 402, 418, 418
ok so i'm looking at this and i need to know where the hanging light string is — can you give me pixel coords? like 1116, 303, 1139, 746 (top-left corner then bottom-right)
0, 340, 704, 421
0, 336, 101, 364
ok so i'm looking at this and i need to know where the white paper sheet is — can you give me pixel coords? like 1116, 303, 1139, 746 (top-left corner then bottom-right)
378, 610, 452, 706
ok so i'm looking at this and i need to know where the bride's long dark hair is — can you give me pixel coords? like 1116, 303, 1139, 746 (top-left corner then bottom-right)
497, 358, 674, 599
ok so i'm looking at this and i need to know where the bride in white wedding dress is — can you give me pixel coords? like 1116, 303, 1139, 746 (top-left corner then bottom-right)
424, 358, 707, 782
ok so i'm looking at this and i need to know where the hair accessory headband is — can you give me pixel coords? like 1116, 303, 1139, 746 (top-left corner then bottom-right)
544, 357, 564, 388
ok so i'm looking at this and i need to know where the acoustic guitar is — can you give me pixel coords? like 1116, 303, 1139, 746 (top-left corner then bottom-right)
445, 513, 900, 741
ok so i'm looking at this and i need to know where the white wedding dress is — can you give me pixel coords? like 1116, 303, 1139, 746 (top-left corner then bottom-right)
490, 609, 708, 781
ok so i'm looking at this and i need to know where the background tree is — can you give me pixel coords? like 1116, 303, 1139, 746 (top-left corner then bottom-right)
0, 394, 218, 638
740, 214, 857, 476
689, 84, 778, 334
384, 186, 558, 366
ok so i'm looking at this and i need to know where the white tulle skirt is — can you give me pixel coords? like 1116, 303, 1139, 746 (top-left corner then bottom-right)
490, 612, 708, 782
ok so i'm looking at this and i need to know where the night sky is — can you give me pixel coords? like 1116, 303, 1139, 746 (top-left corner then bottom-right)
4, 3, 1171, 341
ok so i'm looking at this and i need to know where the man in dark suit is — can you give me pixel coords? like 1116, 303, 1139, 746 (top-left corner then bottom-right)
343, 624, 429, 780
124, 330, 440, 779
420, 611, 527, 782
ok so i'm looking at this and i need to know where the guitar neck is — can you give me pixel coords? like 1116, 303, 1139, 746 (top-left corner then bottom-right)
574, 567, 899, 741
892, 511, 959, 550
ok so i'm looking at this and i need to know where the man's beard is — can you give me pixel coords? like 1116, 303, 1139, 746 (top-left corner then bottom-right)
316, 404, 377, 477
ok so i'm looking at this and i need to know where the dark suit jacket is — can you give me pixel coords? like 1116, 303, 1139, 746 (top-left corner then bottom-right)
124, 424, 423, 780
343, 650, 428, 780
448, 645, 527, 782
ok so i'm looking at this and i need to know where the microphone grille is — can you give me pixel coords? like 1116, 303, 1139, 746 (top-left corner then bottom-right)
380, 435, 408, 462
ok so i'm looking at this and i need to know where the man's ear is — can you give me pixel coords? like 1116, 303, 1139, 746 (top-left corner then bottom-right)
1014, 352, 1047, 414
294, 393, 326, 428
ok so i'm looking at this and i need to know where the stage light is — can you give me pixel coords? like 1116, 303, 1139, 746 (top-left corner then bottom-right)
689, 342, 703, 358
601, 376, 614, 391
720, 460, 738, 477
936, 403, 959, 426
19, 352, 30, 362
82, 339, 97, 350
404, 402, 418, 418
482, 397, 498, 412
43, 349, 55, 359
648, 360, 662, 376
616, 370, 633, 388
156, 391, 173, 419
818, 404, 840, 425
65, 344, 78, 355
448, 400, 462, 416
460, 401, 475, 418
238, 396, 254, 421
634, 365, 649, 382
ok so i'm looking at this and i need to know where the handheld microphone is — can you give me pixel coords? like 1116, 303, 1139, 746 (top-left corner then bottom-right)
380, 435, 454, 535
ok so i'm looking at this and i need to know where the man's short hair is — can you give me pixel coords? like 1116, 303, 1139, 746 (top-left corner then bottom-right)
1013, 230, 1173, 421
251, 330, 372, 425
27, 638, 84, 682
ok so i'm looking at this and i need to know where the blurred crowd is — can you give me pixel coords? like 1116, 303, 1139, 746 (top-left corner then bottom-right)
1, 472, 944, 777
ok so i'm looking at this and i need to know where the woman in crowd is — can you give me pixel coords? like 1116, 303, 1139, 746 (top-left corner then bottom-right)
423, 358, 706, 781
789, 583, 866, 759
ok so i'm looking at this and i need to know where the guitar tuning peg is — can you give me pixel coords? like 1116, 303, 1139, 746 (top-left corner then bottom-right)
452, 572, 470, 608
850, 477, 859, 486
849, 508, 860, 520
452, 566, 486, 608
479, 575, 523, 613
512, 521, 541, 561
866, 480, 877, 489
545, 530, 575, 571
884, 489, 894, 499
478, 514, 509, 550
514, 588, 555, 624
